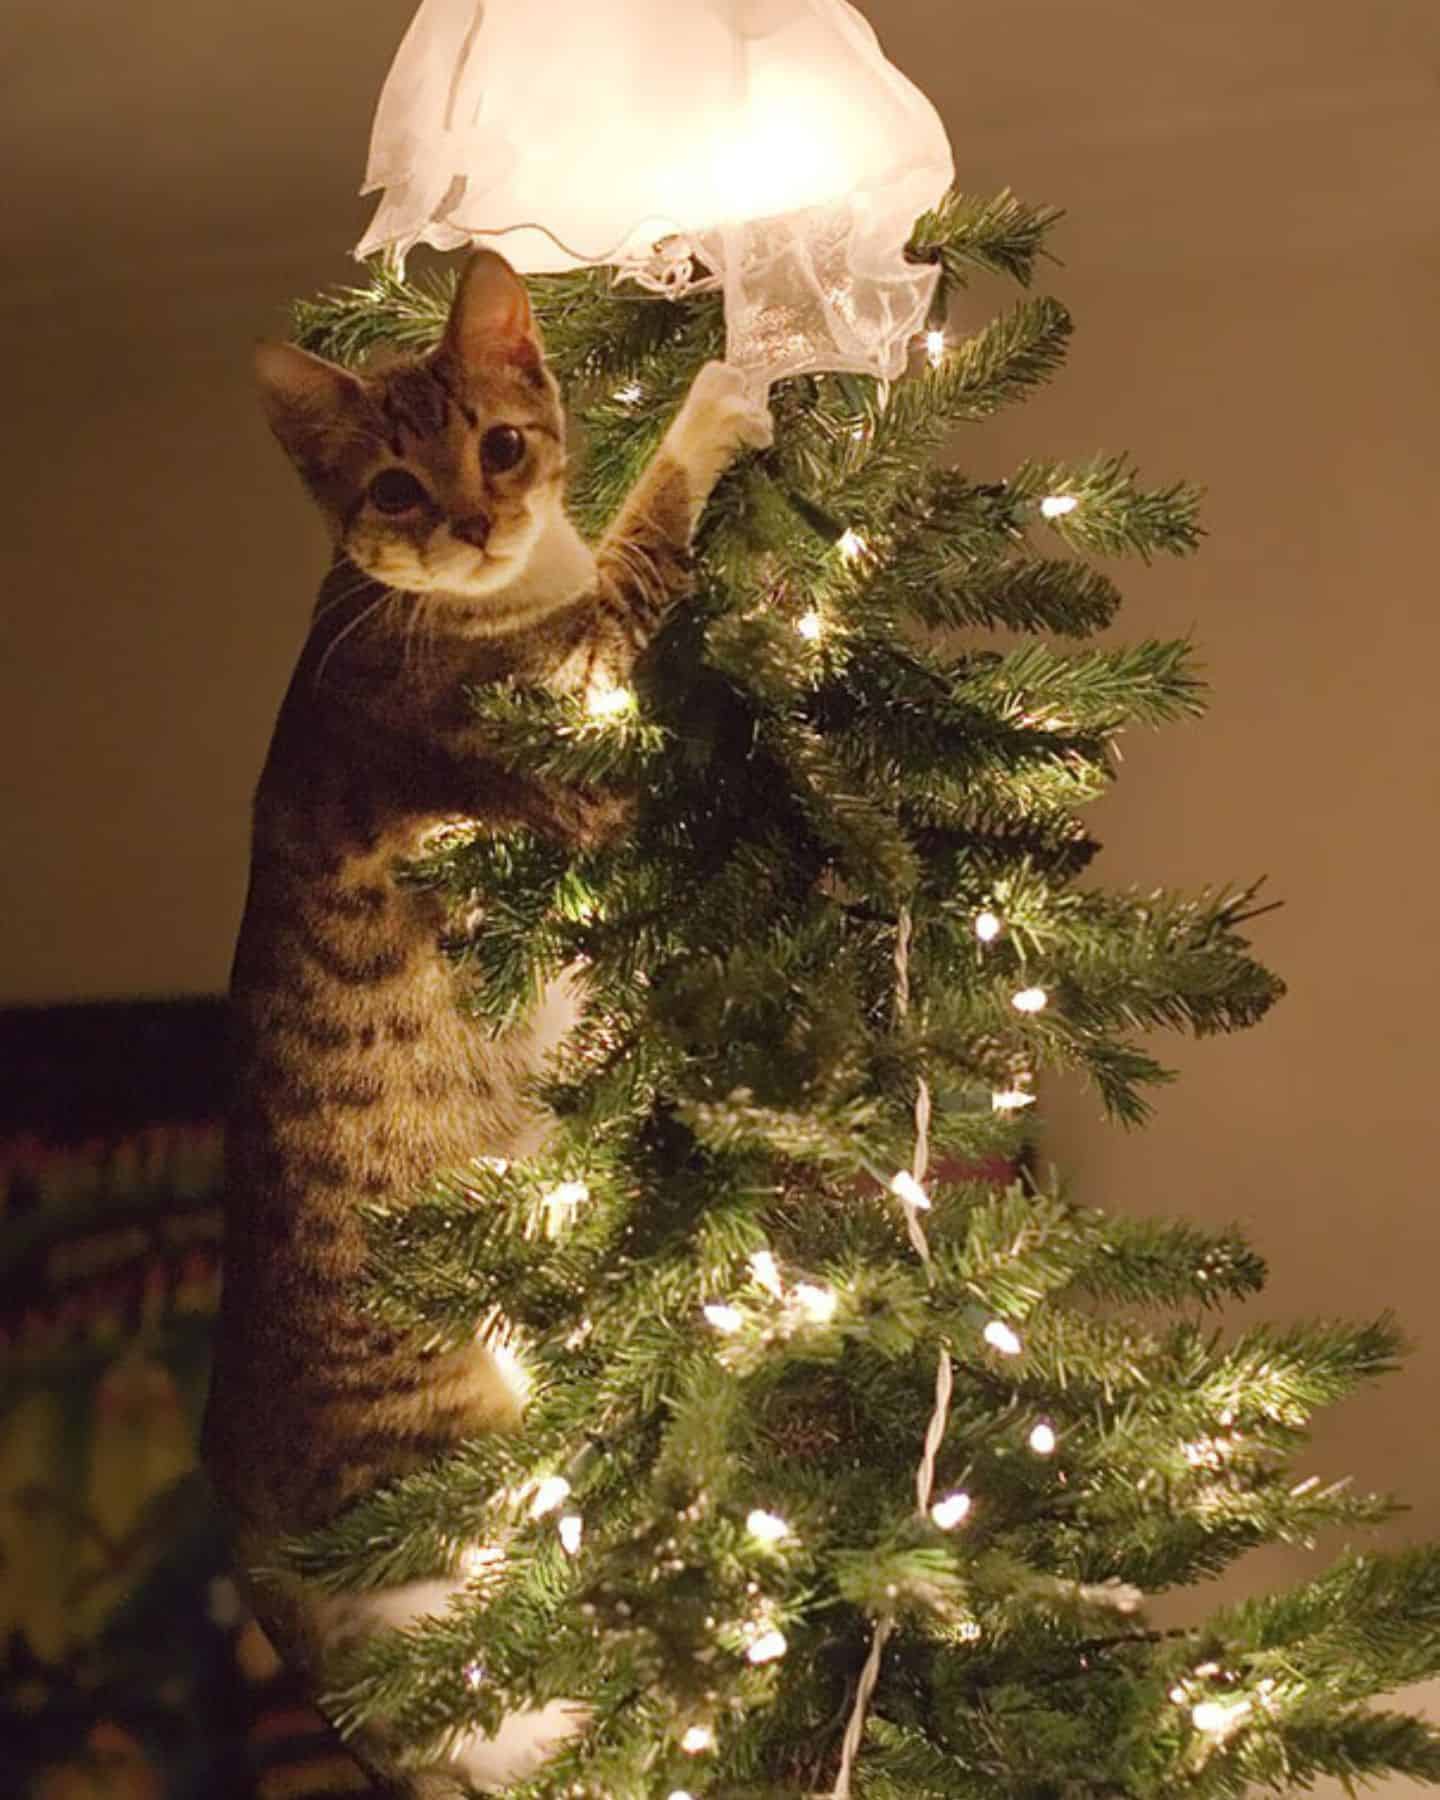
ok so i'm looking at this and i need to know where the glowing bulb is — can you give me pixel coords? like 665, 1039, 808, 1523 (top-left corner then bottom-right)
528, 1475, 572, 1518
747, 1628, 788, 1663
955, 1619, 982, 1642
681, 1725, 715, 1754
459, 1544, 504, 1579
1012, 986, 1049, 1014
992, 1088, 1037, 1112
703, 1303, 743, 1333
930, 1491, 972, 1529
586, 680, 634, 719
984, 1320, 1022, 1356
1041, 494, 1079, 519
1029, 1422, 1057, 1455
836, 527, 866, 562
464, 1660, 486, 1690
890, 1169, 931, 1210
614, 381, 644, 404
975, 910, 1002, 942
925, 328, 946, 367
796, 609, 824, 641
668, 1792, 696, 1800
794, 1283, 837, 1323
1192, 1699, 1251, 1734
1170, 1685, 1189, 1705
558, 1513, 583, 1556
746, 1508, 790, 1544
748, 1250, 784, 1297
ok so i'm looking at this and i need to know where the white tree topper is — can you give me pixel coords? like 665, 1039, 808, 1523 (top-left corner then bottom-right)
356, 0, 955, 389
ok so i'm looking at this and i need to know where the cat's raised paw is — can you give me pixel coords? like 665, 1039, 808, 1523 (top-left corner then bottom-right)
681, 361, 774, 453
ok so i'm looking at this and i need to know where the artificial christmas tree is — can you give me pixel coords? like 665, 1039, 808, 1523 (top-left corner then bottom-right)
252, 184, 1440, 1797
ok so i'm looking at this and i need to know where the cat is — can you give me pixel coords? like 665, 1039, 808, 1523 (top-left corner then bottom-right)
201, 247, 772, 1796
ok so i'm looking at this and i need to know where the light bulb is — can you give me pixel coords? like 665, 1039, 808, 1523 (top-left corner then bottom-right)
890, 1169, 931, 1210
614, 381, 644, 404
1041, 494, 1078, 518
975, 910, 1002, 942
1029, 1422, 1057, 1455
703, 1303, 743, 1333
1192, 1698, 1251, 1734
459, 1544, 504, 1579
558, 1513, 583, 1555
1170, 1684, 1189, 1705
794, 1283, 837, 1323
747, 1628, 788, 1663
955, 1619, 983, 1642
925, 328, 946, 367
681, 1725, 715, 1754
748, 1250, 784, 1296
585, 680, 634, 718
930, 1491, 972, 1529
528, 1475, 572, 1518
836, 527, 866, 562
1012, 986, 1048, 1014
796, 609, 824, 640
992, 1088, 1037, 1112
464, 1660, 486, 1690
983, 1320, 1022, 1356
746, 1508, 790, 1544
668, 1792, 696, 1800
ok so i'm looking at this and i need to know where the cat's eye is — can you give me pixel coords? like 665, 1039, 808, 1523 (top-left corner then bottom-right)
480, 425, 526, 474
368, 468, 429, 513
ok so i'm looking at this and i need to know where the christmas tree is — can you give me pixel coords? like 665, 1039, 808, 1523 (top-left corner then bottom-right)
274, 191, 1440, 1797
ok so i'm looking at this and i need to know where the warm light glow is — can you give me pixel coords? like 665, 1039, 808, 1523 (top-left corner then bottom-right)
528, 1475, 572, 1518
558, 1514, 583, 1556
746, 1508, 790, 1544
1012, 986, 1049, 1014
954, 1619, 982, 1643
1169, 1685, 1189, 1705
837, 527, 866, 562
890, 1169, 931, 1210
464, 1661, 485, 1690
459, 1544, 505, 1580
542, 1180, 589, 1231
992, 1088, 1037, 1112
614, 381, 644, 404
930, 1491, 972, 1529
1192, 1698, 1252, 1734
794, 1283, 838, 1323
925, 328, 946, 367
748, 1250, 784, 1297
983, 1320, 1022, 1356
1029, 1422, 1057, 1455
975, 910, 1002, 942
703, 1303, 743, 1333
747, 1628, 788, 1663
1041, 494, 1079, 519
668, 1792, 696, 1800
586, 680, 635, 719
681, 1725, 715, 1754
796, 609, 824, 640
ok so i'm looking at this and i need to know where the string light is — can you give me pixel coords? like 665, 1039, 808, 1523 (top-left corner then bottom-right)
992, 1087, 1036, 1112
528, 1475, 572, 1518
925, 328, 946, 367
558, 1514, 583, 1555
748, 1250, 784, 1297
975, 910, 1002, 942
585, 680, 635, 718
1012, 986, 1049, 1014
681, 1725, 715, 1754
794, 1283, 838, 1323
930, 1491, 972, 1529
1028, 1421, 1057, 1455
747, 1628, 788, 1664
746, 1508, 790, 1544
703, 1303, 743, 1333
614, 381, 644, 404
889, 1169, 931, 1210
1040, 494, 1078, 518
983, 1320, 1022, 1355
668, 1792, 696, 1800
1192, 1698, 1252, 1735
796, 609, 824, 640
954, 1620, 982, 1643
836, 527, 866, 562
464, 1660, 486, 1690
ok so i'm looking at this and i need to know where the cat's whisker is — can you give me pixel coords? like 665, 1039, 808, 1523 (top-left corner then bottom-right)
312, 586, 401, 691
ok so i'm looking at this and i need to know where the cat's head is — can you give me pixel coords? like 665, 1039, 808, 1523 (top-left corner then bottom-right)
255, 249, 565, 597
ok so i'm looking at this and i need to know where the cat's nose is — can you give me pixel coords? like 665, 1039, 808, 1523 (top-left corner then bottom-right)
452, 513, 492, 549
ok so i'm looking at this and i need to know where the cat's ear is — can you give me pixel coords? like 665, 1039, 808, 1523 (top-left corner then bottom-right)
253, 342, 366, 462
438, 249, 544, 379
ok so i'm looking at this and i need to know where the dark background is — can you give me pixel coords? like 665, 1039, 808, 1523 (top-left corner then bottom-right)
1, 2, 1437, 1789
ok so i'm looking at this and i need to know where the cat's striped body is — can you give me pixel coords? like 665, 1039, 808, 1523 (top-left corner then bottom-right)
202, 251, 770, 1794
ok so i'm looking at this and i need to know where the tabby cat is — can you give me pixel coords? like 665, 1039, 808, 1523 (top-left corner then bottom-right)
202, 249, 772, 1795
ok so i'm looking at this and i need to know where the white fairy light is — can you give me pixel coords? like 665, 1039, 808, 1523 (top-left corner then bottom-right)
930, 1491, 972, 1529
748, 1250, 784, 1297
975, 910, 1002, 942
528, 1475, 572, 1518
614, 381, 644, 404
925, 328, 946, 367
837, 527, 866, 562
464, 1660, 486, 1691
668, 1792, 696, 1800
1040, 494, 1079, 519
794, 1283, 838, 1323
703, 1302, 743, 1333
1029, 1421, 1057, 1455
983, 1319, 1022, 1356
992, 1088, 1037, 1112
541, 1180, 589, 1232
1012, 986, 1049, 1014
796, 609, 825, 640
458, 1543, 505, 1579
747, 1628, 788, 1664
558, 1513, 583, 1556
1169, 1685, 1189, 1704
585, 680, 635, 719
954, 1619, 982, 1643
889, 1169, 931, 1210
681, 1725, 715, 1754
1192, 1698, 1252, 1735
746, 1508, 790, 1544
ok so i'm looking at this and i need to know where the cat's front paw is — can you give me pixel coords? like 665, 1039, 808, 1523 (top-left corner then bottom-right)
677, 361, 774, 456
